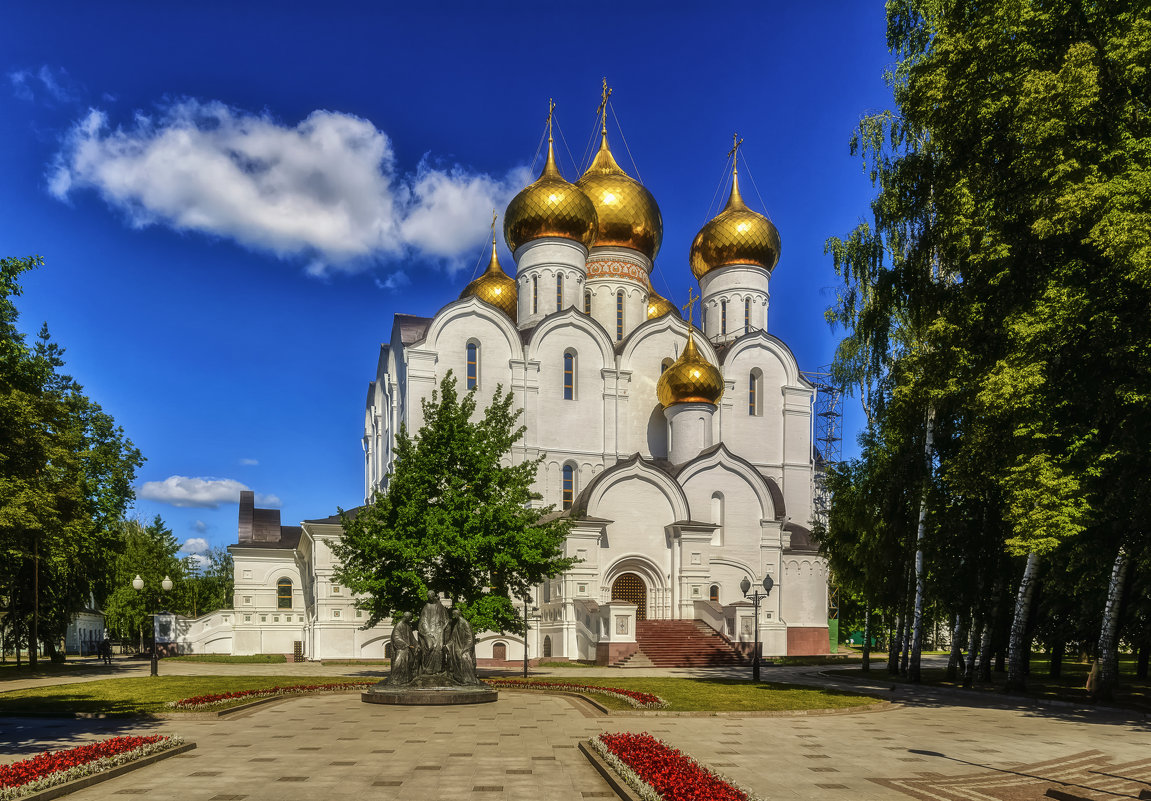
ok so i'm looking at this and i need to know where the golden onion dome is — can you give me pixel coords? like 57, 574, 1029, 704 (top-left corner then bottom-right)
646, 288, 680, 320
460, 238, 517, 321
504, 134, 597, 254
577, 132, 663, 262
689, 170, 781, 279
656, 332, 724, 407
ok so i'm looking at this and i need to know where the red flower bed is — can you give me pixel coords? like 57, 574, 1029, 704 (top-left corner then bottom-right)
484, 679, 666, 709
0, 735, 179, 798
168, 681, 374, 710
594, 732, 758, 801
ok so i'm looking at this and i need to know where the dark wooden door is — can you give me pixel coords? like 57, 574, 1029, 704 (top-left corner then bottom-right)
611, 573, 647, 620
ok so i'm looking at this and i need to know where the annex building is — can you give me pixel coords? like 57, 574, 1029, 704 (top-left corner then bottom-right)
178, 108, 831, 664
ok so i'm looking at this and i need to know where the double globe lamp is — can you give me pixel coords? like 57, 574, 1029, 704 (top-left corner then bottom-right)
740, 573, 775, 682
132, 574, 173, 676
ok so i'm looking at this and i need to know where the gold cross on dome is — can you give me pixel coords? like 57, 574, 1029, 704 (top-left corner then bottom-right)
682, 287, 699, 328
491, 209, 497, 244
728, 132, 743, 173
547, 98, 555, 140
597, 77, 612, 134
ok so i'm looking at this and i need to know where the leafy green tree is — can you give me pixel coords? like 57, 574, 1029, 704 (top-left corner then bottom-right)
332, 372, 576, 636
102, 516, 184, 649
0, 256, 143, 666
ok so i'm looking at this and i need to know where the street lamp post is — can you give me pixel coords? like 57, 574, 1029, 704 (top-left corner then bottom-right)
132, 574, 172, 676
740, 574, 775, 683
522, 601, 539, 679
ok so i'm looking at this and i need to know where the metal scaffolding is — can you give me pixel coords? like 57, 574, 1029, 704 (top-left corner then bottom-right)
803, 365, 844, 531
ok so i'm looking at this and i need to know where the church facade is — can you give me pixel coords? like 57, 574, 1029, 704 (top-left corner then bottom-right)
182, 109, 830, 662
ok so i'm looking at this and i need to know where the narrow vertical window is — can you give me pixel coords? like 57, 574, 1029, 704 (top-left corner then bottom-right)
532, 276, 538, 315
277, 578, 293, 609
556, 274, 564, 310
562, 464, 574, 510
467, 342, 478, 390
748, 372, 757, 415
616, 291, 624, 341
745, 298, 751, 332
661, 357, 673, 374
563, 351, 575, 400
721, 300, 727, 335
584, 291, 591, 314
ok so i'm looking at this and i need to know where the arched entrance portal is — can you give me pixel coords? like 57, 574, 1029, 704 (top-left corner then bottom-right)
611, 573, 647, 621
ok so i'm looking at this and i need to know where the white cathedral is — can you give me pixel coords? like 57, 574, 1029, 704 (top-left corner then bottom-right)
178, 109, 830, 664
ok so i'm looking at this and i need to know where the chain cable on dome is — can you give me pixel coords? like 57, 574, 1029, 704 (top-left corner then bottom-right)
608, 102, 643, 183
736, 151, 774, 221
553, 115, 579, 178
704, 153, 735, 224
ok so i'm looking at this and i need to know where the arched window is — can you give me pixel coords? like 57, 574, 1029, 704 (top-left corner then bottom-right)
721, 299, 727, 335
710, 584, 720, 603
710, 492, 724, 546
745, 298, 751, 332
532, 275, 539, 314
616, 291, 624, 341
543, 635, 552, 658
277, 578, 293, 609
749, 368, 762, 416
466, 342, 479, 390
563, 351, 575, 400
661, 357, 673, 374
556, 274, 564, 310
562, 464, 575, 510
584, 291, 591, 314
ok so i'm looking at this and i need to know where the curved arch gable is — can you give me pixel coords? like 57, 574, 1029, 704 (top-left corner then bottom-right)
677, 443, 778, 521
618, 314, 720, 368
423, 297, 522, 356
582, 457, 689, 522
525, 307, 615, 366
603, 553, 667, 592
720, 330, 812, 389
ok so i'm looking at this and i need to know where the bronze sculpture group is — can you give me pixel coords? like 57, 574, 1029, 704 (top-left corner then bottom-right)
386, 591, 480, 687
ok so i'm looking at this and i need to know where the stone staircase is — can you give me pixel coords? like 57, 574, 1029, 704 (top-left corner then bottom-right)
632, 620, 748, 667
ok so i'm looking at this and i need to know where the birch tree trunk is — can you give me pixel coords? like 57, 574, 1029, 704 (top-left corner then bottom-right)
962, 611, 979, 687
1005, 551, 1040, 692
862, 606, 872, 672
946, 613, 963, 680
900, 567, 914, 677
888, 612, 903, 675
1093, 545, 1129, 702
908, 407, 935, 683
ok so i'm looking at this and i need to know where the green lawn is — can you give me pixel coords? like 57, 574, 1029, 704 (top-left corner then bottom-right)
0, 674, 880, 716
827, 655, 1149, 712
500, 676, 882, 712
166, 654, 286, 664
0, 675, 369, 717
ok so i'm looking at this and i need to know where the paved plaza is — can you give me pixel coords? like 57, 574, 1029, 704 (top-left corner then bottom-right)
3, 659, 1150, 800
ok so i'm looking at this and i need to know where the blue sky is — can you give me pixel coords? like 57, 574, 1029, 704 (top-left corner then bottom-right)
1, 2, 893, 560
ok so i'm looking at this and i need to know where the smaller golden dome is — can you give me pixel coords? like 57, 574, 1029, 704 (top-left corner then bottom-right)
646, 288, 680, 320
577, 132, 663, 262
656, 332, 724, 407
689, 170, 781, 279
504, 134, 597, 254
460, 238, 517, 321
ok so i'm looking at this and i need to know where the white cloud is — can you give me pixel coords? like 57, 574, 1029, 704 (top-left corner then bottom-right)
185, 553, 210, 571
49, 99, 526, 273
239, 458, 259, 466
180, 537, 210, 554
193, 520, 209, 533
9, 66, 78, 103
138, 475, 280, 509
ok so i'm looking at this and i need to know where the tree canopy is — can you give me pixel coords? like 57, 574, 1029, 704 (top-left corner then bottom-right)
332, 372, 575, 635
821, 1, 1150, 698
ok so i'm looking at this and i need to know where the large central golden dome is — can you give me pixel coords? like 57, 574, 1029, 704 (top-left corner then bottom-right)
689, 170, 780, 279
577, 133, 662, 262
656, 332, 724, 406
460, 237, 517, 321
504, 136, 597, 254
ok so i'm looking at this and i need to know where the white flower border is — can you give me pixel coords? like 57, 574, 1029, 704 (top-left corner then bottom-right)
485, 680, 668, 709
589, 734, 764, 801
0, 736, 184, 801
166, 682, 375, 711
